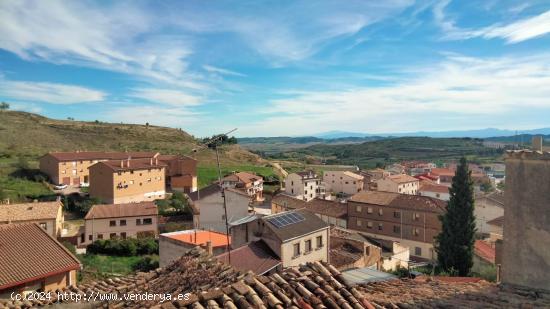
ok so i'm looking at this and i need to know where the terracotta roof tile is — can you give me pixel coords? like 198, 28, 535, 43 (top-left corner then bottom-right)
0, 201, 62, 222
84, 202, 158, 220
350, 191, 446, 213
93, 158, 167, 172
384, 174, 419, 183
475, 240, 496, 264
216, 241, 281, 275
10, 247, 550, 308
0, 223, 80, 290
161, 230, 230, 248
222, 172, 263, 184
44, 151, 159, 161
419, 181, 450, 194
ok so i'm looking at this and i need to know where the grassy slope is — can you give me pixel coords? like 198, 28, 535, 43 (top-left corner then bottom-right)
272, 137, 504, 168
0, 111, 267, 199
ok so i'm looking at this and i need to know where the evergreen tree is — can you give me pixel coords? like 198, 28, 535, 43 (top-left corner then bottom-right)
435, 157, 476, 276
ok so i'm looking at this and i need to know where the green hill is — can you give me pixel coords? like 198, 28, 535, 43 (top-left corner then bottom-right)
266, 136, 504, 168
0, 111, 269, 202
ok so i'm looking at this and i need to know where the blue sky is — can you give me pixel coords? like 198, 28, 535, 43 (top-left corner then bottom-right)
1, 0, 550, 137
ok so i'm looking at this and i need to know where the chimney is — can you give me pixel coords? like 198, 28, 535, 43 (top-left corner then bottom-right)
127, 158, 130, 168
532, 136, 543, 152
155, 157, 158, 165
120, 160, 124, 168
206, 240, 213, 255
150, 158, 153, 165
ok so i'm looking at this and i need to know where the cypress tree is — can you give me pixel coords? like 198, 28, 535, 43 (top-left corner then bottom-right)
435, 157, 476, 276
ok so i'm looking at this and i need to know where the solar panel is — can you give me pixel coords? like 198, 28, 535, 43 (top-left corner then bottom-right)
267, 212, 305, 228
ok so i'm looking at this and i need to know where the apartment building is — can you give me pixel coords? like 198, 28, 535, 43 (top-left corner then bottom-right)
323, 171, 364, 195
39, 151, 158, 186
221, 172, 264, 202
347, 191, 446, 260
88, 158, 166, 204
79, 202, 158, 246
284, 171, 326, 201
158, 154, 197, 193
0, 201, 64, 237
376, 174, 419, 195
0, 224, 80, 296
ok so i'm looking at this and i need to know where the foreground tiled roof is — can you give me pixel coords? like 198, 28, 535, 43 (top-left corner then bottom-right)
7, 247, 550, 308
84, 202, 158, 220
0, 201, 61, 222
0, 223, 81, 290
350, 191, 446, 213
43, 151, 159, 162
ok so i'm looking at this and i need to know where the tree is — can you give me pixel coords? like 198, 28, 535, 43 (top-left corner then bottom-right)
0, 102, 9, 111
435, 157, 476, 276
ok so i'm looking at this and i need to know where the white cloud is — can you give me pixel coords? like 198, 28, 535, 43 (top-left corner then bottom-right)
129, 88, 202, 107
203, 65, 246, 77
239, 54, 550, 136
434, 1, 550, 43
0, 1, 200, 89
0, 79, 105, 104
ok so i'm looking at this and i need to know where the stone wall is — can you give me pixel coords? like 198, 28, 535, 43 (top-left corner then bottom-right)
502, 151, 550, 291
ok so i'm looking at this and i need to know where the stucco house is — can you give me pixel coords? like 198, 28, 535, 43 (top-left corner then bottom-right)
284, 171, 326, 201
376, 174, 419, 195
221, 172, 264, 202
79, 202, 158, 247
0, 201, 64, 237
323, 170, 364, 196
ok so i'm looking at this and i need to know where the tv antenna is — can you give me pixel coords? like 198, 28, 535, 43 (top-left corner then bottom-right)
191, 128, 237, 263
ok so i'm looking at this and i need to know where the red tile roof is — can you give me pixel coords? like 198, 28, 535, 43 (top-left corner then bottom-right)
0, 223, 81, 290
222, 172, 263, 184
475, 240, 496, 264
94, 158, 167, 172
44, 151, 158, 162
162, 230, 230, 248
419, 181, 450, 194
84, 202, 158, 220
0, 201, 61, 222
216, 241, 281, 275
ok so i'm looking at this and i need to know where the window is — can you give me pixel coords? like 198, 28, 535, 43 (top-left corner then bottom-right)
316, 236, 323, 248
120, 220, 127, 226
88, 235, 92, 241
393, 225, 401, 234
367, 221, 373, 229
291, 188, 294, 194
147, 178, 151, 182
413, 213, 420, 221
379, 209, 383, 216
367, 207, 373, 214
39, 222, 47, 230
345, 181, 349, 184
305, 190, 308, 195
415, 247, 422, 256
293, 243, 301, 257
413, 228, 420, 236
305, 240, 312, 252
378, 223, 383, 231
357, 219, 362, 227
110, 233, 117, 238
130, 180, 134, 185
291, 181, 294, 185
143, 218, 153, 225
97, 234, 103, 239
136, 219, 142, 225
393, 211, 401, 218
366, 246, 371, 256
109, 220, 116, 227
356, 205, 362, 212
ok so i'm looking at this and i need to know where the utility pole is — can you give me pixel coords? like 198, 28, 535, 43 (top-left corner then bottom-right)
191, 129, 237, 263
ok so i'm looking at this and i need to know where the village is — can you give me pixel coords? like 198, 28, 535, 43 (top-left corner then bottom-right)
0, 136, 548, 308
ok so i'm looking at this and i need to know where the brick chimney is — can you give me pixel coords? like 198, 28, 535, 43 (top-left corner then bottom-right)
127, 158, 130, 168
120, 160, 124, 168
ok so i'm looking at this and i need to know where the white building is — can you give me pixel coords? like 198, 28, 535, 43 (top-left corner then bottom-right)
284, 171, 325, 201
375, 174, 419, 195
323, 171, 364, 196
419, 181, 450, 201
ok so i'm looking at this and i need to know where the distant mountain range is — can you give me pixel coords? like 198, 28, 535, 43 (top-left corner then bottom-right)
313, 128, 550, 139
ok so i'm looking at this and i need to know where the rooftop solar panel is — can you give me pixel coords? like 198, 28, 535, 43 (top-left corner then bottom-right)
267, 211, 305, 228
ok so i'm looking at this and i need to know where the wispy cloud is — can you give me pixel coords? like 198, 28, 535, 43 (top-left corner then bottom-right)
203, 65, 246, 77
129, 88, 202, 107
0, 79, 105, 104
239, 53, 550, 136
434, 0, 550, 43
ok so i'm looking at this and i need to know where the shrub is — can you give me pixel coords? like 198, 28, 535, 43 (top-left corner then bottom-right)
86, 238, 158, 256
132, 256, 159, 272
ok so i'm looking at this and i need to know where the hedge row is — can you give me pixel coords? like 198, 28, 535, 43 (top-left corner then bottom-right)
87, 238, 158, 256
